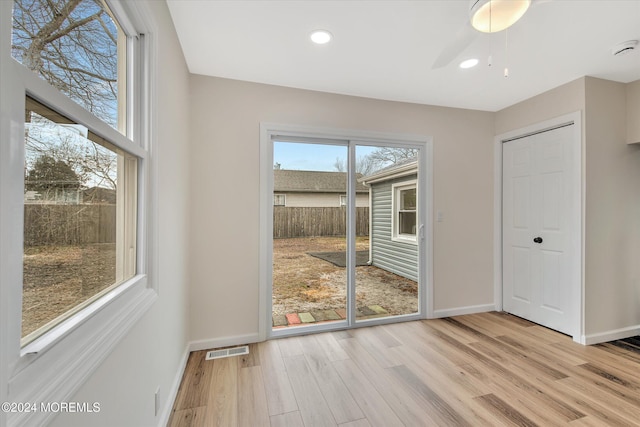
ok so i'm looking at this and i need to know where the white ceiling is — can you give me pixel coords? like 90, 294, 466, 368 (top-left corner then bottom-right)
166, 0, 640, 112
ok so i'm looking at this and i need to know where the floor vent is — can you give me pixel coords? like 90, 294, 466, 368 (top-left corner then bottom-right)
206, 345, 249, 360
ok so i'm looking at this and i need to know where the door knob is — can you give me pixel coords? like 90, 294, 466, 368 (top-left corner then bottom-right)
533, 237, 543, 244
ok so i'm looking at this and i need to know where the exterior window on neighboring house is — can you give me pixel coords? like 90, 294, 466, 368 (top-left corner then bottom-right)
393, 182, 417, 241
12, 0, 140, 347
274, 194, 286, 206
340, 194, 347, 206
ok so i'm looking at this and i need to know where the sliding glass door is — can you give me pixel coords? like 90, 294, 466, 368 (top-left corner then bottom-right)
266, 131, 428, 337
354, 144, 419, 324
271, 141, 348, 331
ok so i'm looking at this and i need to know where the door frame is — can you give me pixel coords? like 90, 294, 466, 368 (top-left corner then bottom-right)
493, 111, 584, 344
259, 123, 433, 341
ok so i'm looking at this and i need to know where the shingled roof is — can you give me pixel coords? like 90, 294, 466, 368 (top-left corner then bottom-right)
274, 170, 368, 193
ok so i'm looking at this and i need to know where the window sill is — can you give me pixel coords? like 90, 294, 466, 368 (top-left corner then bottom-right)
7, 276, 157, 427
20, 274, 148, 357
391, 235, 418, 245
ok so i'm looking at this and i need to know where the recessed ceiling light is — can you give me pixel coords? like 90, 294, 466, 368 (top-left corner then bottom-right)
310, 30, 332, 45
459, 58, 479, 69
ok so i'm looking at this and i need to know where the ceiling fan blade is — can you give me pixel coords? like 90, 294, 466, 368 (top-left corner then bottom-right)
431, 23, 477, 69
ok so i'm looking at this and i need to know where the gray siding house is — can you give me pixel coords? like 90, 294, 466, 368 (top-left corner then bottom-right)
361, 159, 418, 282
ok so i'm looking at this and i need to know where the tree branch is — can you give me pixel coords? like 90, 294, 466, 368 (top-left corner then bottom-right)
44, 49, 115, 82
97, 15, 117, 45
44, 10, 103, 45
23, 0, 83, 71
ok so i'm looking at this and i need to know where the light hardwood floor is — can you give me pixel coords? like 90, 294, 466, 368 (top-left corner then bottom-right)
168, 312, 640, 426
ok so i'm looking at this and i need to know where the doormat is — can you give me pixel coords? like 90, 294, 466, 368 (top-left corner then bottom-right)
606, 336, 640, 354
307, 250, 370, 267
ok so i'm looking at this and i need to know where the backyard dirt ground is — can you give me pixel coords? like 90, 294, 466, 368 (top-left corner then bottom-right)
273, 236, 418, 317
22, 244, 116, 337
22, 237, 417, 337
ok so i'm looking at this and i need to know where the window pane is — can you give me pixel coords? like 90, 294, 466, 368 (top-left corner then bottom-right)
12, 0, 125, 130
356, 144, 419, 322
399, 211, 416, 235
22, 97, 137, 344
401, 188, 416, 210
272, 141, 348, 331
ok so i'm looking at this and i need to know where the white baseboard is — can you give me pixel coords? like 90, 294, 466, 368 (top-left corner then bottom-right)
188, 333, 262, 352
158, 332, 262, 426
158, 345, 190, 427
582, 325, 640, 345
432, 303, 495, 319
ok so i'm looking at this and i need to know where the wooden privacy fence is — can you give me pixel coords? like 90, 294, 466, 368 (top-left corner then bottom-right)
24, 204, 116, 246
273, 206, 369, 238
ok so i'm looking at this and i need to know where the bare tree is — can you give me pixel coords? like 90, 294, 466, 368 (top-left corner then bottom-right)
333, 155, 379, 175
355, 155, 379, 176
367, 147, 418, 166
333, 147, 418, 176
80, 140, 117, 189
12, 0, 119, 126
16, 0, 120, 192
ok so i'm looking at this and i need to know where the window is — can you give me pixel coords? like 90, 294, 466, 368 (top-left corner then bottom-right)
274, 194, 286, 206
393, 181, 417, 242
12, 0, 125, 131
22, 96, 137, 345
2, 0, 153, 420
12, 0, 139, 347
340, 194, 347, 206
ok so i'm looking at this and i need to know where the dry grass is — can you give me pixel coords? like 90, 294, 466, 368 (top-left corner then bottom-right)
272, 236, 418, 316
21, 237, 418, 337
22, 244, 116, 337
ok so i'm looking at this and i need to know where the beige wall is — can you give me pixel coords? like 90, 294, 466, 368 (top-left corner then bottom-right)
495, 77, 586, 135
627, 79, 640, 144
584, 77, 640, 337
496, 77, 640, 340
50, 1, 191, 425
188, 76, 495, 342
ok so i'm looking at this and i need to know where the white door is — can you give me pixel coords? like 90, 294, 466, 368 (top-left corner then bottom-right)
502, 124, 578, 336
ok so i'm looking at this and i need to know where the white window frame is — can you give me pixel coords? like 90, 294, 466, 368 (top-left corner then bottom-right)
340, 194, 347, 206
0, 2, 158, 426
274, 193, 286, 206
259, 123, 434, 342
391, 180, 418, 244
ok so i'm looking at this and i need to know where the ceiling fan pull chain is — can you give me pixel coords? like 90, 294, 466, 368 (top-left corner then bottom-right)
504, 28, 509, 78
488, 2, 493, 67
489, 0, 492, 32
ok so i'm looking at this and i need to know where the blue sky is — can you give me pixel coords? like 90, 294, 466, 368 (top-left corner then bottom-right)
274, 141, 378, 172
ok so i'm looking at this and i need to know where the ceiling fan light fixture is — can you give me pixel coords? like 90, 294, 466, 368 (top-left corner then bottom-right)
470, 0, 531, 33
